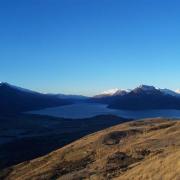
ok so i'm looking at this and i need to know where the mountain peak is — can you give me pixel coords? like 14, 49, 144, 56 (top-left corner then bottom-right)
101, 88, 120, 95
138, 85, 156, 91
0, 82, 38, 94
94, 88, 129, 98
131, 85, 158, 95
0, 82, 9, 86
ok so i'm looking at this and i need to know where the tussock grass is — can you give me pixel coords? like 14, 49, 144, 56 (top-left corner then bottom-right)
0, 118, 180, 180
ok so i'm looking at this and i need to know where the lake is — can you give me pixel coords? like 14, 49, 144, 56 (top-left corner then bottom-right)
29, 103, 180, 119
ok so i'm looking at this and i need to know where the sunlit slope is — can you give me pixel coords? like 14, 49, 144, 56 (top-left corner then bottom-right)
1, 118, 180, 180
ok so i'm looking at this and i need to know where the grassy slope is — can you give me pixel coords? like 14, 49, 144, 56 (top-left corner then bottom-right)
0, 114, 129, 170
1, 118, 180, 180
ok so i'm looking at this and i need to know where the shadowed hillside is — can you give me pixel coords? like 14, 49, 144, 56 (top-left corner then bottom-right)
1, 118, 179, 180
0, 114, 129, 170
0, 83, 71, 115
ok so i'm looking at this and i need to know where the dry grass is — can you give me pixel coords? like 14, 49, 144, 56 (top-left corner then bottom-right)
0, 118, 180, 180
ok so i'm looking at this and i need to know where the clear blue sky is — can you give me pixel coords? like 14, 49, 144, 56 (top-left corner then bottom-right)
0, 0, 180, 95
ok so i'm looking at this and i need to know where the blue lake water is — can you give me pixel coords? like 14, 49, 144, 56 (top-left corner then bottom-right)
29, 103, 180, 119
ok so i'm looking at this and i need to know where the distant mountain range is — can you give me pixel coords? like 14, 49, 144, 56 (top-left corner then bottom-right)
92, 85, 180, 110
1, 82, 180, 115
0, 82, 71, 115
94, 88, 130, 98
95, 85, 180, 98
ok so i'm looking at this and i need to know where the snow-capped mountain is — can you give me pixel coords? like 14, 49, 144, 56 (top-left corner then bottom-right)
95, 88, 130, 98
132, 85, 180, 97
96, 85, 161, 97
96, 85, 180, 98
160, 88, 180, 97
92, 85, 180, 110
131, 85, 160, 95
1, 82, 180, 112
136, 85, 156, 91
101, 88, 120, 95
114, 89, 130, 96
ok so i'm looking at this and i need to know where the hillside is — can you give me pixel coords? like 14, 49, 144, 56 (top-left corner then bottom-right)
0, 82, 71, 115
1, 118, 180, 180
0, 114, 129, 170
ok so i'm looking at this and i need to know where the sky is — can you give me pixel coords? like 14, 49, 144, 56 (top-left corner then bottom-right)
0, 0, 180, 95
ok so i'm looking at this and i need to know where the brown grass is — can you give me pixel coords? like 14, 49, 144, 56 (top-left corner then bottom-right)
0, 118, 180, 180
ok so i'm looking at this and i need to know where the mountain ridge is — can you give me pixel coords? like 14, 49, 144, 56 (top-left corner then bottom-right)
1, 82, 180, 113
1, 82, 180, 98
92, 85, 180, 110
95, 85, 180, 98
0, 82, 71, 115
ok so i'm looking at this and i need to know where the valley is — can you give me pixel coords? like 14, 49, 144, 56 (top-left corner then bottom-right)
0, 83, 180, 179
29, 102, 180, 119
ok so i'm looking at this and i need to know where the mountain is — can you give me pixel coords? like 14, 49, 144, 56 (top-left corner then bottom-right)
0, 82, 43, 94
96, 85, 180, 97
0, 82, 71, 115
97, 88, 122, 97
1, 118, 179, 180
160, 88, 180, 97
94, 88, 130, 98
92, 85, 180, 110
130, 85, 161, 95
1, 82, 180, 113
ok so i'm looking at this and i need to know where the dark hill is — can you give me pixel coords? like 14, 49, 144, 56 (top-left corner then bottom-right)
0, 83, 71, 115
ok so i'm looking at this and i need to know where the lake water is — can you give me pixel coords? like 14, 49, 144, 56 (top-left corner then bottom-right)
29, 103, 180, 119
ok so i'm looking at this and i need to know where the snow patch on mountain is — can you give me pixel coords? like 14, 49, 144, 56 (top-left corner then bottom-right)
95, 88, 131, 97
160, 89, 178, 96
101, 88, 120, 95
96, 85, 180, 98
